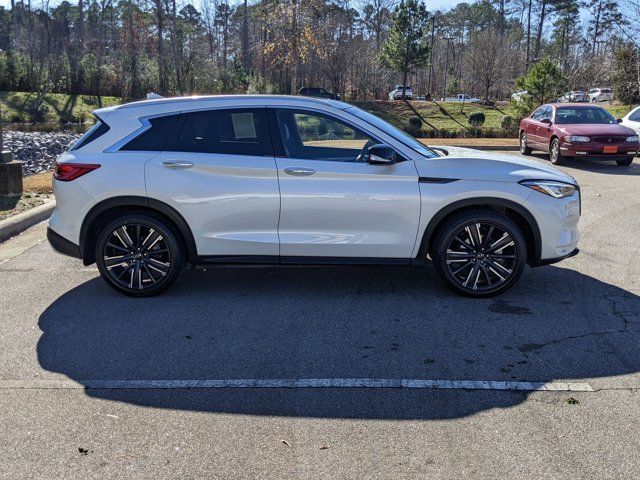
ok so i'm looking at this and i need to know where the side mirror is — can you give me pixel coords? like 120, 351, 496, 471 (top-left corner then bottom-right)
366, 144, 397, 165
540, 118, 552, 125
617, 118, 623, 123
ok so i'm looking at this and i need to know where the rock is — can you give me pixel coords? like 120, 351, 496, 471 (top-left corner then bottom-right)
3, 131, 81, 176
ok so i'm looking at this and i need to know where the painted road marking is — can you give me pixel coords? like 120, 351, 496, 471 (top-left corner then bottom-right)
0, 378, 594, 392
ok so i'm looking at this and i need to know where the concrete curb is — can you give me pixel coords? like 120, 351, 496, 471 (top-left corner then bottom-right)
0, 199, 55, 243
465, 145, 520, 151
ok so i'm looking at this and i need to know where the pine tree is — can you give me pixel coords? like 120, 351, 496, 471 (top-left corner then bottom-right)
515, 58, 567, 105
379, 0, 430, 99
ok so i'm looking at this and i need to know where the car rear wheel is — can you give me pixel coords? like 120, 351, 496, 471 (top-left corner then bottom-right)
520, 133, 532, 155
550, 138, 564, 165
616, 158, 633, 166
95, 213, 183, 296
432, 211, 527, 297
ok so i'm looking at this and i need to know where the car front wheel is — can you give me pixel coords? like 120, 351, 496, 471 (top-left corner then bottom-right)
95, 213, 184, 296
432, 211, 527, 297
520, 132, 532, 155
550, 138, 564, 165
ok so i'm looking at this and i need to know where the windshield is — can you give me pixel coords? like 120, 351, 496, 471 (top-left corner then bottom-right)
555, 107, 617, 125
346, 106, 438, 158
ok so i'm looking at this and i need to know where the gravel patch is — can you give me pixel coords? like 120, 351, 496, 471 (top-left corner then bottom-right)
3, 131, 80, 176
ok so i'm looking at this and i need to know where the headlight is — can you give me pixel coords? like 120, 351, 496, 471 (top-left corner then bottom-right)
520, 180, 576, 198
564, 135, 590, 142
626, 135, 639, 143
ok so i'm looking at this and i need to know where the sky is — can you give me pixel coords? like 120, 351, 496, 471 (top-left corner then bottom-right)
0, 0, 467, 12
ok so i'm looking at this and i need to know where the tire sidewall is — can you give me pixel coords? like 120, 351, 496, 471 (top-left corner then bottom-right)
95, 213, 183, 296
550, 139, 562, 164
433, 212, 527, 297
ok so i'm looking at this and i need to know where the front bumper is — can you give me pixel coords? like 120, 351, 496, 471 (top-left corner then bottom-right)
526, 188, 581, 266
560, 141, 638, 159
47, 227, 82, 259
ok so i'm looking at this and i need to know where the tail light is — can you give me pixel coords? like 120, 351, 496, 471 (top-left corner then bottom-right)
54, 163, 101, 181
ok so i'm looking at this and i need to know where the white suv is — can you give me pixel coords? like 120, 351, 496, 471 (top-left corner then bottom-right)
389, 86, 413, 100
588, 87, 613, 103
48, 95, 581, 297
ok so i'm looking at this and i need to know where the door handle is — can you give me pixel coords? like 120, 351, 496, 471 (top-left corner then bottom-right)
162, 160, 194, 169
283, 167, 316, 176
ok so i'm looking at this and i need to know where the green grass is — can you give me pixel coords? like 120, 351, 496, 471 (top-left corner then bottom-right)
0, 91, 121, 124
352, 100, 636, 138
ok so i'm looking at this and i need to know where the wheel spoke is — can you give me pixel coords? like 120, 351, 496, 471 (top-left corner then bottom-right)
106, 242, 130, 254
464, 226, 477, 247
463, 262, 480, 288
486, 258, 512, 275
451, 260, 473, 276
446, 251, 476, 262
482, 225, 495, 249
453, 236, 473, 251
116, 226, 134, 249
487, 233, 514, 253
480, 264, 492, 287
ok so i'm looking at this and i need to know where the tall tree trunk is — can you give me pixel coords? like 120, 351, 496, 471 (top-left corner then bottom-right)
242, 0, 249, 71
534, 0, 547, 61
525, 0, 532, 70
290, 0, 298, 95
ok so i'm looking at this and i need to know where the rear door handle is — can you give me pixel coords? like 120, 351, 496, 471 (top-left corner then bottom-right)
283, 167, 316, 176
163, 160, 194, 169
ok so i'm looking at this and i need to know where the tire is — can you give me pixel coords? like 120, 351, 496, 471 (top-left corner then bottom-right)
95, 213, 184, 296
617, 158, 633, 166
520, 132, 532, 155
432, 210, 527, 297
550, 138, 564, 165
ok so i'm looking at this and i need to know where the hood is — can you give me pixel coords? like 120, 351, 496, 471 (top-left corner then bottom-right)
554, 123, 636, 136
419, 146, 576, 184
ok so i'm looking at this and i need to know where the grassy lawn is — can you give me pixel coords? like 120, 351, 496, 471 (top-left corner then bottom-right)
352, 100, 636, 138
1, 91, 635, 138
0, 91, 121, 124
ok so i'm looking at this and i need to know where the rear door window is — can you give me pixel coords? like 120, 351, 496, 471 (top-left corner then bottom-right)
165, 108, 272, 156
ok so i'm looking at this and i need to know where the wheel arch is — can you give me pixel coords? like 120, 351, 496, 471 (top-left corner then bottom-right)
79, 196, 198, 266
417, 197, 542, 266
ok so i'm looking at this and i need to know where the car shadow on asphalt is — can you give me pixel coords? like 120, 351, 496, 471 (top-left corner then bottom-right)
36, 264, 639, 420
528, 153, 640, 175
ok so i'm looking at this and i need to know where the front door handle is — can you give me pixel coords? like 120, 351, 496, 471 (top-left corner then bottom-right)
283, 167, 316, 176
163, 160, 194, 169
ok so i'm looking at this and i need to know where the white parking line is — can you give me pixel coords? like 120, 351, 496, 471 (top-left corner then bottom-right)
0, 378, 594, 392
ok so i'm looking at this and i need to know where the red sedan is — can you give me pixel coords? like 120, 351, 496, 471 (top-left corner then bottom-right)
519, 103, 639, 166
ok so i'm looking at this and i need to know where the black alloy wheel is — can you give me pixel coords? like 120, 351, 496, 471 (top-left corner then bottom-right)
95, 213, 183, 296
433, 211, 527, 297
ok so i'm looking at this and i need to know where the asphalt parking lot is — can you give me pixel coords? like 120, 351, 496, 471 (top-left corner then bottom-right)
1, 152, 639, 479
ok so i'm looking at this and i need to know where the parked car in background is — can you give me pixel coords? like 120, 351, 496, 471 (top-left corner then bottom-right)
519, 103, 639, 166
48, 94, 580, 297
558, 91, 587, 103
389, 85, 413, 100
511, 90, 528, 102
441, 94, 481, 103
621, 106, 640, 135
299, 87, 340, 100
588, 88, 613, 103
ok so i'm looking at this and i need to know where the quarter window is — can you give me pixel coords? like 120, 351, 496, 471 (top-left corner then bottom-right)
166, 108, 271, 156
629, 109, 640, 122
122, 114, 180, 151
275, 109, 377, 162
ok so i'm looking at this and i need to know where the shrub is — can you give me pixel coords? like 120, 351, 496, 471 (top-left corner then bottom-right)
408, 116, 422, 128
500, 115, 518, 135
468, 111, 485, 127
